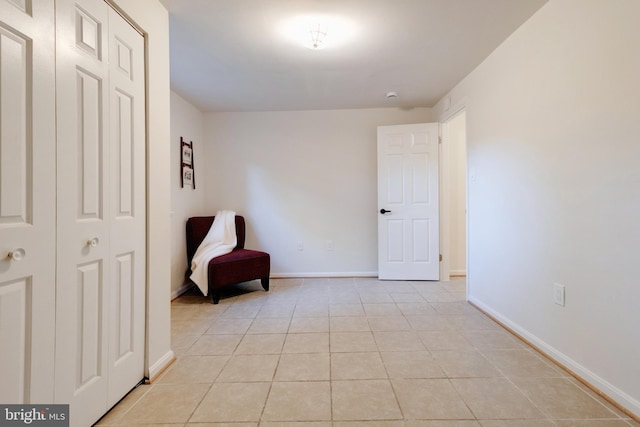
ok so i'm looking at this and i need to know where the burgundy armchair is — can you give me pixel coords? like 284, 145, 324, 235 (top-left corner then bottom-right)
186, 215, 270, 304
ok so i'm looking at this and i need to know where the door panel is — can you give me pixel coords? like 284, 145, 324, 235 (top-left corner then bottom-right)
0, 0, 56, 403
378, 123, 440, 280
56, 1, 145, 425
77, 69, 105, 219
0, 277, 30, 403
55, 0, 110, 423
76, 260, 103, 390
114, 90, 134, 216
411, 153, 430, 203
386, 155, 404, 204
0, 28, 29, 223
76, 5, 102, 59
114, 252, 133, 361
412, 219, 430, 262
56, 0, 146, 424
107, 6, 145, 406
387, 220, 404, 262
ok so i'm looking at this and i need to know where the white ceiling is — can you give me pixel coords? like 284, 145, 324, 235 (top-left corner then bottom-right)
160, 0, 547, 112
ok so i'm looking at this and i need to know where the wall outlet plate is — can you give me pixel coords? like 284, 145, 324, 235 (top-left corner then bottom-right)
553, 283, 565, 306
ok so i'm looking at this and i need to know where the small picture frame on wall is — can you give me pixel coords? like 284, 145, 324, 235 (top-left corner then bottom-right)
180, 137, 196, 189
182, 143, 193, 166
182, 164, 194, 187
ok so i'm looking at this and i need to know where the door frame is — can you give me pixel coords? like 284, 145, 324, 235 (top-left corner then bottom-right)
438, 100, 469, 294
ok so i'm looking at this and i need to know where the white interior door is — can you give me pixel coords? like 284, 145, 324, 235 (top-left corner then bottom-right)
107, 5, 146, 407
55, 0, 111, 422
377, 123, 440, 280
0, 0, 56, 404
54, 0, 146, 425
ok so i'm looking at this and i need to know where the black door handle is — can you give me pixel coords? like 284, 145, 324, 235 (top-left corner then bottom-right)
380, 209, 391, 214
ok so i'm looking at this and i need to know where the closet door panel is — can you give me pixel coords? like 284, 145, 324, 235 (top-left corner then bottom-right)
76, 260, 104, 388
55, 1, 146, 424
54, 0, 110, 423
0, 0, 56, 403
0, 277, 31, 403
0, 27, 29, 223
76, 69, 104, 219
107, 6, 146, 406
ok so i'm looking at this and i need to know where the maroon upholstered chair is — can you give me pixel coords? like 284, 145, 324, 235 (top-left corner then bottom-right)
186, 215, 270, 304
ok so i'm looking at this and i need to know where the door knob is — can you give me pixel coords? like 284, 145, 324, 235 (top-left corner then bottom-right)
87, 237, 100, 248
380, 209, 392, 214
7, 248, 26, 261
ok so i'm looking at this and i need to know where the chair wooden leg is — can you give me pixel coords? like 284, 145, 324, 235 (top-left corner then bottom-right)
211, 291, 220, 304
261, 277, 269, 292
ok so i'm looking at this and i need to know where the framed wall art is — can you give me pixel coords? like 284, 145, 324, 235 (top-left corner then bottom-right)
180, 136, 196, 189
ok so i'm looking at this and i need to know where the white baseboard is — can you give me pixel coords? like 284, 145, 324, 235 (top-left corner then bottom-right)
271, 271, 378, 279
171, 282, 193, 300
450, 269, 467, 276
147, 349, 175, 382
469, 296, 640, 420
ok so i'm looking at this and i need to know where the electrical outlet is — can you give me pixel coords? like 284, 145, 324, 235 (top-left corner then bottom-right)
553, 283, 565, 306
297, 242, 304, 251
326, 240, 334, 251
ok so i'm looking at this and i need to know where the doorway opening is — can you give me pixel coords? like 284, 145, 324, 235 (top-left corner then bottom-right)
440, 110, 467, 283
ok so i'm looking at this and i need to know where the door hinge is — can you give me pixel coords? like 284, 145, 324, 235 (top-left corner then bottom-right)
439, 254, 443, 262
438, 136, 442, 144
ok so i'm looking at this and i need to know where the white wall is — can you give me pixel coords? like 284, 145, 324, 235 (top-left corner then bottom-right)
434, 0, 640, 417
170, 91, 206, 297
110, 0, 173, 380
204, 108, 432, 277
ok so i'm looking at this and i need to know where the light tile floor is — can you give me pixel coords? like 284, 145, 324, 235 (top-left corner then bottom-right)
97, 277, 639, 427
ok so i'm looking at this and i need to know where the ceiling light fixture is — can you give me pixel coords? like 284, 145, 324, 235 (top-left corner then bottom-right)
279, 14, 356, 50
309, 23, 328, 50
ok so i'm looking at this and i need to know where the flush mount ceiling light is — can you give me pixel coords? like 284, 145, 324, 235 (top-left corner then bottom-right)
279, 14, 356, 50
309, 22, 328, 49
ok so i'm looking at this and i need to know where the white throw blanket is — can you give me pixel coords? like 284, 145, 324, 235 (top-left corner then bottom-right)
190, 210, 237, 296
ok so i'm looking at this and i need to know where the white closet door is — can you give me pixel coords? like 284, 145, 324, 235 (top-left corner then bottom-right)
106, 6, 146, 407
54, 0, 111, 423
0, 0, 56, 404
54, 0, 146, 425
